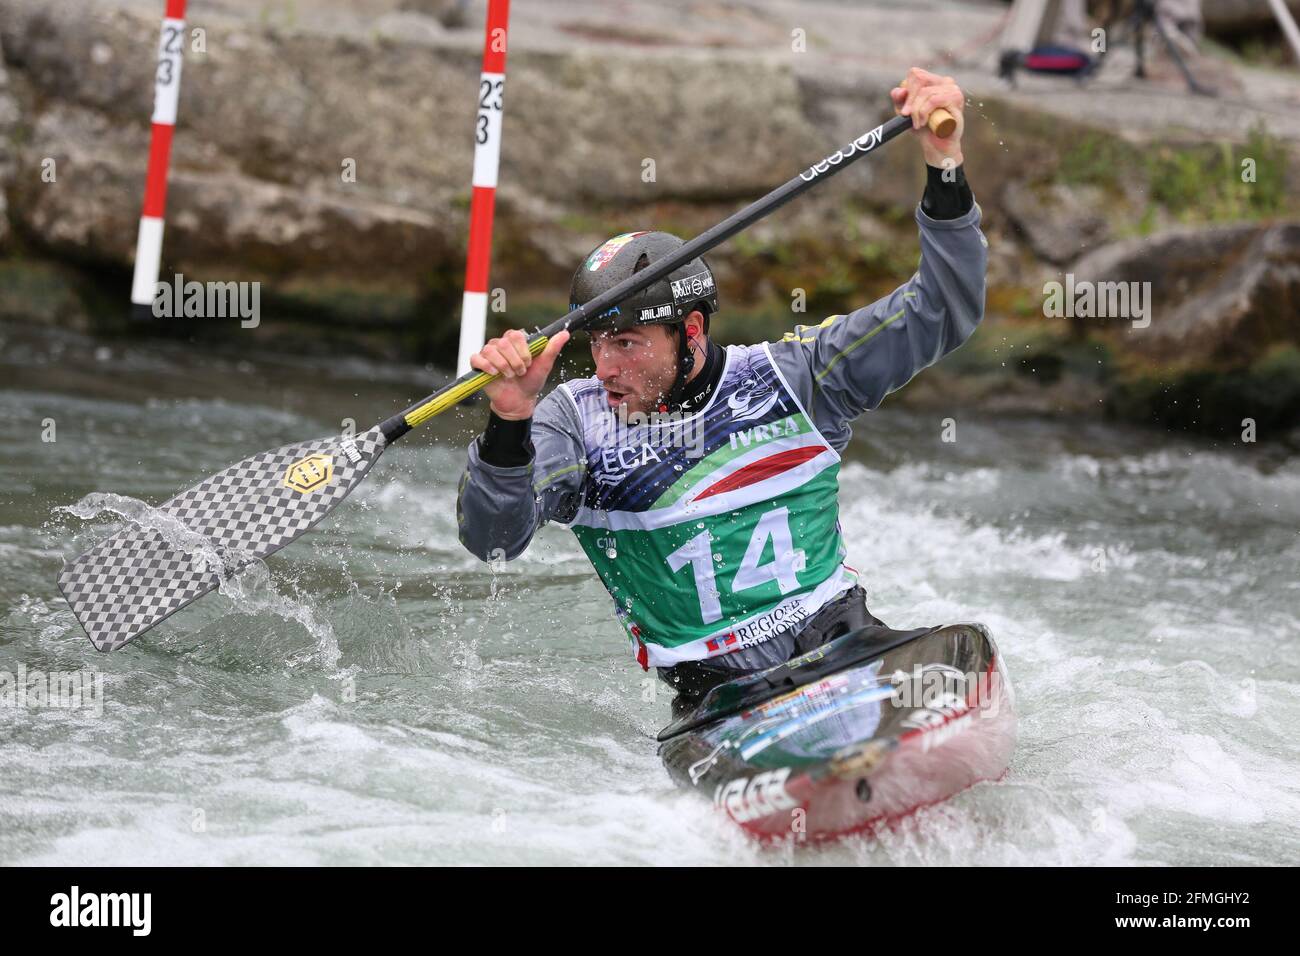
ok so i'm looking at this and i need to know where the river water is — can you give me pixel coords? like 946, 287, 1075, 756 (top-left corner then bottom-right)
1, 319, 1296, 865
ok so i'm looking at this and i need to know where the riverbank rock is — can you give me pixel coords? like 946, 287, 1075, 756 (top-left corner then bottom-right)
0, 0, 835, 299
1203, 0, 1300, 34
0, 27, 17, 249
1071, 221, 1300, 364
1001, 181, 1114, 265
0, 0, 1297, 437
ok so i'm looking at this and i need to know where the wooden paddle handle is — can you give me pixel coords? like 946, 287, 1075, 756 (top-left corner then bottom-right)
927, 108, 957, 139
896, 77, 958, 138
896, 105, 957, 139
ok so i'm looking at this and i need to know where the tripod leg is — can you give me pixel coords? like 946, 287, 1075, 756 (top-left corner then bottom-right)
1134, 9, 1147, 78
998, 49, 1022, 87
1149, 10, 1215, 95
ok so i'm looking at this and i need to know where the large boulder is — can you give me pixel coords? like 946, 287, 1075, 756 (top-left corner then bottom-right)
0, 27, 17, 248
0, 0, 823, 299
1001, 181, 1114, 265
1203, 0, 1300, 34
1071, 221, 1300, 364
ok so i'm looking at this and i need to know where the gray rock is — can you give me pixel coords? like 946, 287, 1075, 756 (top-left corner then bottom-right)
0, 0, 821, 298
398, 0, 469, 29
1001, 181, 1113, 265
374, 12, 446, 46
0, 27, 17, 248
1203, 0, 1300, 33
1071, 221, 1300, 362
1, 0, 1297, 344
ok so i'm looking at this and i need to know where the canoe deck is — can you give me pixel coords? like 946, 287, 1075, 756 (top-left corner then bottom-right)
658, 623, 1017, 842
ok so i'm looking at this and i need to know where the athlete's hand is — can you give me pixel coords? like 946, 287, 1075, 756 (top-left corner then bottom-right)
471, 328, 571, 420
891, 67, 965, 170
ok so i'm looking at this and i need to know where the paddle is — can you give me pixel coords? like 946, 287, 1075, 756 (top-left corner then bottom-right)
59, 107, 953, 651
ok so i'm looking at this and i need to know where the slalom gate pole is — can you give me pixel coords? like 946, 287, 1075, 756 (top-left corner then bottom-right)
455, 0, 511, 375
129, 0, 187, 322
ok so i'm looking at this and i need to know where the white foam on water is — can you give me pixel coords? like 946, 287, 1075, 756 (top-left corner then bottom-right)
215, 564, 342, 671
817, 453, 1300, 866
6, 370, 1297, 864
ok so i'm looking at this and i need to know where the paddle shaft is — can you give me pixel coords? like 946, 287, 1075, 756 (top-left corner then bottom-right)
380, 108, 950, 443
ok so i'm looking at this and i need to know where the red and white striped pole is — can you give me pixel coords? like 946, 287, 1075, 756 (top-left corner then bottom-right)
455, 0, 510, 375
130, 0, 187, 321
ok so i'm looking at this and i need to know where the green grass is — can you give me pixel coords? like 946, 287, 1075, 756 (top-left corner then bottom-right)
1146, 124, 1290, 221
1047, 121, 1293, 231
1057, 132, 1142, 189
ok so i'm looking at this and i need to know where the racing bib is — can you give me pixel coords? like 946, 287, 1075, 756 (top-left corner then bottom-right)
563, 344, 855, 668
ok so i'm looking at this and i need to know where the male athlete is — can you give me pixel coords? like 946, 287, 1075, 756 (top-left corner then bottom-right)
457, 70, 986, 714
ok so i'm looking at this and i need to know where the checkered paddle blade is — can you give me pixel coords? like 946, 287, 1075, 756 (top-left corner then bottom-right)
57, 427, 388, 651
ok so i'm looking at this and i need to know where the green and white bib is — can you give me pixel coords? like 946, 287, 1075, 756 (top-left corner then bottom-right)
561, 344, 856, 668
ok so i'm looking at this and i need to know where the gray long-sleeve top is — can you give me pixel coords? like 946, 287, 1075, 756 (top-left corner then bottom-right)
458, 197, 988, 574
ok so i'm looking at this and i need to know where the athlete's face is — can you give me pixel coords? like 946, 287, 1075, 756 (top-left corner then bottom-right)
590, 325, 680, 416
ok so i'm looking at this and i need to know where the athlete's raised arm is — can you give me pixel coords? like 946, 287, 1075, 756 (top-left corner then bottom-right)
768, 69, 988, 449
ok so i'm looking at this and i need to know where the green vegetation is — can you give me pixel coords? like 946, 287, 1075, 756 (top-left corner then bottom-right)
0, 260, 90, 325
1107, 344, 1300, 436
1057, 132, 1143, 189
1147, 124, 1289, 221
1057, 123, 1293, 227
1203, 34, 1295, 71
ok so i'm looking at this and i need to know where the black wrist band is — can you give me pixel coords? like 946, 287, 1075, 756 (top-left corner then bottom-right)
921, 163, 973, 220
480, 412, 533, 467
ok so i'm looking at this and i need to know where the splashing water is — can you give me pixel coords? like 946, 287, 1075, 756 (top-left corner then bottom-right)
54, 492, 342, 670
1, 325, 1296, 865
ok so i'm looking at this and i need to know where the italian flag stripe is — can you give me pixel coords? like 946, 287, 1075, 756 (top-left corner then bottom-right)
693, 445, 825, 501
651, 414, 815, 511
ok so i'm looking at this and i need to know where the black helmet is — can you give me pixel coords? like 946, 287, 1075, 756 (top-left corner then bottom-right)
570, 231, 719, 333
